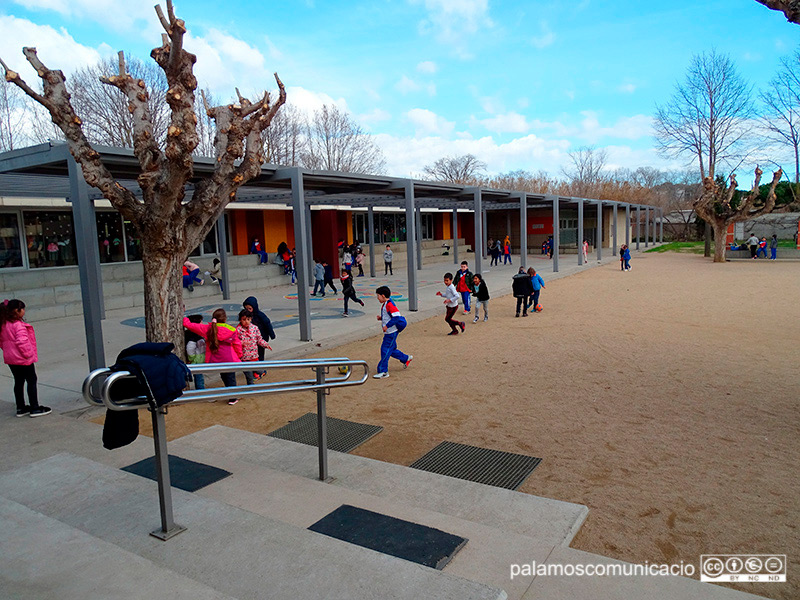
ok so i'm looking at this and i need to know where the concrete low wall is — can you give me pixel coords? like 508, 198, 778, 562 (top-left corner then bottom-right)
4, 238, 472, 322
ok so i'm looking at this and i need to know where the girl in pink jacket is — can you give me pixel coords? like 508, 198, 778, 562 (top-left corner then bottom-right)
0, 299, 50, 417
182, 308, 243, 405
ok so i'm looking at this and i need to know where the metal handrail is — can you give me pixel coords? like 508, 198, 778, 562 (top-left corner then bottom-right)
82, 356, 370, 541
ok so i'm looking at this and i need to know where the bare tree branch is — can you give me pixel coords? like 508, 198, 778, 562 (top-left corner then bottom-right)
756, 0, 800, 23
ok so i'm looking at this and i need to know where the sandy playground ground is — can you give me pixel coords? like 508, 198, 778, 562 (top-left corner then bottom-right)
130, 251, 798, 600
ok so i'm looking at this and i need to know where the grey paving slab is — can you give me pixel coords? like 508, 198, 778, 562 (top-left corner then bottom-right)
0, 495, 237, 600
177, 425, 588, 546
0, 453, 507, 600
520, 546, 768, 600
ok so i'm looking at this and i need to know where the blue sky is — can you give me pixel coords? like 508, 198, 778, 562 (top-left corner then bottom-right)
1, 0, 795, 180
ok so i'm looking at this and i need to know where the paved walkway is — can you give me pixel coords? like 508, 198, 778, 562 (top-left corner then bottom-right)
0, 245, 660, 415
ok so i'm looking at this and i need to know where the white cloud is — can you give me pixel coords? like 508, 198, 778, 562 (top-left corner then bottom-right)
285, 87, 348, 116
426, 83, 437, 96
405, 108, 455, 137
0, 16, 103, 80
359, 108, 392, 128
395, 75, 420, 94
618, 83, 636, 94
12, 0, 156, 33
530, 111, 653, 144
417, 60, 437, 74
412, 0, 492, 58
476, 111, 531, 133
531, 21, 555, 49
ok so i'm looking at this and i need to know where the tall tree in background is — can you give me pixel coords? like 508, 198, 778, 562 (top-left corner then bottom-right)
760, 50, 800, 188
422, 154, 486, 184
302, 104, 385, 174
561, 146, 609, 197
695, 167, 782, 261
654, 50, 754, 255
263, 103, 305, 166
1, 0, 285, 348
0, 78, 25, 152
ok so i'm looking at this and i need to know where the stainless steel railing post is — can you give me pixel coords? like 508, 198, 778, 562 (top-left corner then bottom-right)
315, 365, 329, 481
149, 406, 186, 540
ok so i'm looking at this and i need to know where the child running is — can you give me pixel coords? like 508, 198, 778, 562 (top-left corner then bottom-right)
236, 310, 272, 385
436, 272, 466, 335
471, 273, 490, 322
527, 267, 546, 312
182, 308, 243, 405
373, 286, 411, 379
0, 299, 50, 417
340, 267, 364, 317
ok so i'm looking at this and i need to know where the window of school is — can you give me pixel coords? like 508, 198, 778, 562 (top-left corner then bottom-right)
353, 211, 434, 244
0, 212, 24, 269
24, 211, 78, 268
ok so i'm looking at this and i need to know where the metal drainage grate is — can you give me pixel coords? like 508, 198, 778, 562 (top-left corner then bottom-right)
267, 412, 383, 453
409, 441, 542, 490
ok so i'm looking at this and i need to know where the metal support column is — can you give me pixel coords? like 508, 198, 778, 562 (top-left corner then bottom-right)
552, 196, 560, 273
482, 209, 488, 259
368, 206, 376, 277
596, 201, 603, 262
653, 211, 658, 245
473, 189, 483, 276
315, 366, 329, 481
644, 207, 649, 247
304, 203, 314, 286
659, 208, 664, 243
612, 202, 618, 256
636, 206, 641, 250
217, 214, 230, 301
289, 168, 313, 341
578, 198, 584, 266
519, 194, 527, 269
452, 208, 458, 265
68, 156, 105, 370
149, 407, 185, 540
625, 205, 631, 247
415, 206, 423, 270
404, 181, 419, 311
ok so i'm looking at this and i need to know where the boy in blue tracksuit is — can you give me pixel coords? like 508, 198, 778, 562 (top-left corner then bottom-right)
526, 267, 546, 311
373, 286, 411, 379
622, 245, 632, 271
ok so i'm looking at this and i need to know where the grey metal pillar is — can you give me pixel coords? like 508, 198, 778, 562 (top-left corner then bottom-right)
625, 205, 631, 246
415, 206, 423, 270
636, 206, 641, 250
659, 208, 664, 243
482, 209, 488, 259
290, 168, 312, 341
68, 156, 105, 370
452, 208, 458, 265
368, 206, 376, 277
653, 210, 658, 245
612, 202, 618, 256
304, 203, 314, 286
216, 214, 230, 301
149, 407, 185, 540
404, 181, 419, 311
314, 366, 329, 481
472, 189, 483, 276
596, 201, 603, 262
552, 196, 559, 273
519, 194, 527, 269
644, 207, 649, 247
578, 198, 584, 266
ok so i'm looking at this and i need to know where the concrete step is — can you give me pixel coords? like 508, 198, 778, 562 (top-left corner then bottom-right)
0, 495, 237, 600
0, 453, 507, 600
176, 425, 589, 546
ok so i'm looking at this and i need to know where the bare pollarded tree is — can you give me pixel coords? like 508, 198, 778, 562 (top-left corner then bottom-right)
422, 154, 486, 184
695, 167, 783, 262
0, 0, 285, 348
301, 104, 385, 174
757, 0, 800, 23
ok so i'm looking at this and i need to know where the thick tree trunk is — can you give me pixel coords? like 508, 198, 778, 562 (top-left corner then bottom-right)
712, 222, 728, 263
141, 248, 186, 354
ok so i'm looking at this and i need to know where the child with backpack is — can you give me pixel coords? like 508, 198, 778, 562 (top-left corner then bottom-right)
0, 299, 50, 417
373, 285, 411, 379
182, 308, 243, 405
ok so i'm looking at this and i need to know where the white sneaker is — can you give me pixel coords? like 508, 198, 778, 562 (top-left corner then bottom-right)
373, 372, 389, 379
473, 316, 479, 323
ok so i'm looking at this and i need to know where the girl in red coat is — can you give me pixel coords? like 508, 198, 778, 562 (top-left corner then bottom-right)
0, 299, 50, 417
183, 308, 243, 405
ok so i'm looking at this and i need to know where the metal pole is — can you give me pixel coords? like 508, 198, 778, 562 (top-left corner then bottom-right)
552, 196, 559, 273
636, 206, 641, 250
578, 198, 584, 266
653, 210, 658, 245
68, 156, 105, 370
482, 209, 488, 260
473, 189, 483, 276
404, 181, 419, 311
612, 202, 618, 256
519, 194, 527, 270
217, 214, 230, 301
452, 208, 458, 265
644, 207, 649, 247
149, 407, 185, 540
625, 205, 631, 247
415, 206, 423, 270
659, 208, 664, 243
290, 168, 313, 341
596, 201, 603, 262
368, 206, 376, 277
305, 203, 314, 286
315, 366, 329, 481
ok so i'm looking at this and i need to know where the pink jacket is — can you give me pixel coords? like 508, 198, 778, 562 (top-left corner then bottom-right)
182, 318, 242, 363
0, 320, 38, 365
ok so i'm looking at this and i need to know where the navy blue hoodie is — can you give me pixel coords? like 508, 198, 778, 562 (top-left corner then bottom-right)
243, 296, 276, 340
